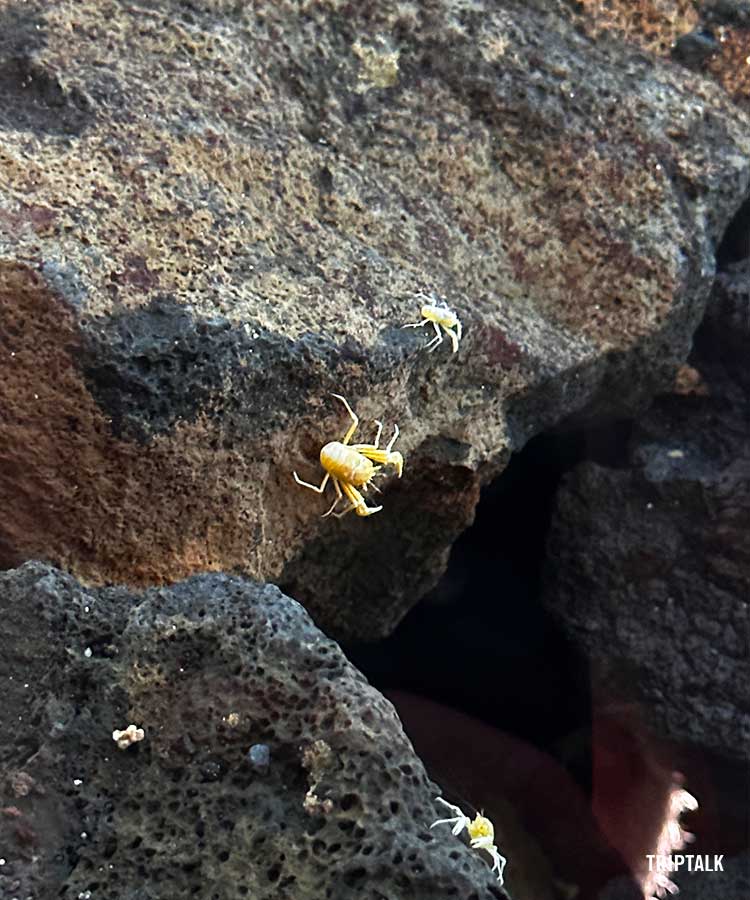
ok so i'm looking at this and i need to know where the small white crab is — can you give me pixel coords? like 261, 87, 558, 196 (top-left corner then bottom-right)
403, 296, 462, 353
431, 796, 507, 883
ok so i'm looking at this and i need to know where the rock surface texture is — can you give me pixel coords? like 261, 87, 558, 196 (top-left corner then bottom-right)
1, 0, 749, 639
542, 258, 750, 761
0, 562, 508, 900
573, 0, 750, 109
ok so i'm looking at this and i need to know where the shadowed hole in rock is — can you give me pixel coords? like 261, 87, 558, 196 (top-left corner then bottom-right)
716, 195, 750, 267
345, 424, 623, 769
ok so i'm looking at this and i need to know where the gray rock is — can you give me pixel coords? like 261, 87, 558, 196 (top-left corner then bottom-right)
671, 28, 720, 68
247, 742, 271, 773
542, 264, 750, 761
702, 1, 750, 28
0, 561, 509, 900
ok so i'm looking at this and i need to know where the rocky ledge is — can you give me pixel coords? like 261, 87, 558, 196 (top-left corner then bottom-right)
0, 562, 507, 900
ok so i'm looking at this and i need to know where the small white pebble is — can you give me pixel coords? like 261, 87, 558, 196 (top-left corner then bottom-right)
646, 503, 653, 509
0, 857, 5, 864
667, 449, 684, 459
73, 779, 83, 786
112, 724, 145, 750
84, 647, 92, 658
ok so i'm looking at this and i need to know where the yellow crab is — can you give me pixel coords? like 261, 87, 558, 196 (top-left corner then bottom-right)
292, 394, 403, 518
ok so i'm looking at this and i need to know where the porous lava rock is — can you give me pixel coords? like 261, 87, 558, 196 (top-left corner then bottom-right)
570, 0, 750, 108
0, 561, 508, 900
1, 0, 749, 639
542, 260, 750, 761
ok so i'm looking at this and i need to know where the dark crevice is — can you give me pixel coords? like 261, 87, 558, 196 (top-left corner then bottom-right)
344, 424, 624, 768
716, 195, 750, 268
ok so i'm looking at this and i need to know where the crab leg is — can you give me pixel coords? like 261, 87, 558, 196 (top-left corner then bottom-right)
354, 438, 404, 478
336, 482, 382, 517
431, 815, 466, 835
293, 471, 330, 493
425, 321, 443, 351
330, 393, 359, 444
321, 478, 344, 518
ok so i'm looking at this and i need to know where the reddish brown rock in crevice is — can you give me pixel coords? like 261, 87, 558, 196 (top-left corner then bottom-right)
0, 261, 281, 586
0, 261, 116, 571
